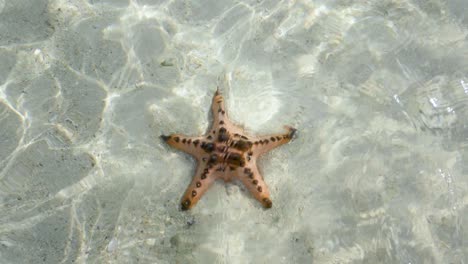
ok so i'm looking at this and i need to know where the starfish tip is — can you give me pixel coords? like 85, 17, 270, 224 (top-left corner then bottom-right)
160, 134, 170, 141
288, 127, 297, 139
263, 198, 273, 208
181, 199, 191, 211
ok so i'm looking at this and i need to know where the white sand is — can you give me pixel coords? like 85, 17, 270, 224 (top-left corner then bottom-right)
0, 0, 467, 263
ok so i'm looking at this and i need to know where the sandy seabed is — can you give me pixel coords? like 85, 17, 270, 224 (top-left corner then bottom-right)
0, 0, 467, 263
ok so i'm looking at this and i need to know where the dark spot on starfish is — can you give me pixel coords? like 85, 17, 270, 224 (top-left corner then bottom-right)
248, 151, 253, 156
218, 127, 229, 142
217, 100, 222, 104
201, 173, 207, 179
181, 199, 191, 211
219, 120, 224, 125
276, 136, 281, 141
241, 135, 248, 140
270, 137, 276, 142
212, 130, 216, 134
160, 135, 170, 141
196, 181, 201, 188
204, 168, 209, 173
248, 172, 254, 179
264, 139, 269, 144
229, 166, 235, 171
182, 138, 187, 143
193, 139, 200, 146
263, 198, 272, 208
208, 154, 218, 163
226, 153, 245, 167
174, 137, 180, 143
202, 157, 207, 162
218, 133, 229, 142
232, 140, 252, 151
257, 186, 262, 192
244, 168, 251, 174
191, 190, 197, 197
252, 179, 258, 185
222, 110, 225, 114
201, 142, 215, 153
188, 139, 192, 144
218, 108, 222, 113
247, 156, 251, 161
207, 135, 212, 140
254, 141, 259, 145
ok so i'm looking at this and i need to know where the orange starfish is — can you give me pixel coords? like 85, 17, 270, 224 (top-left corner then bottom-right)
161, 89, 296, 210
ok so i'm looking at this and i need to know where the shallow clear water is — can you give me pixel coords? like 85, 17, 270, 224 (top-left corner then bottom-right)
0, 0, 467, 263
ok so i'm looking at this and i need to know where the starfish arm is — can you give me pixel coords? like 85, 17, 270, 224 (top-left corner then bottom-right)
180, 164, 217, 210
237, 166, 273, 208
252, 126, 297, 156
160, 134, 206, 157
211, 89, 229, 127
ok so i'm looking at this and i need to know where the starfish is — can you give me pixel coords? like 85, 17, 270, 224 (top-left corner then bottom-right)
161, 89, 296, 210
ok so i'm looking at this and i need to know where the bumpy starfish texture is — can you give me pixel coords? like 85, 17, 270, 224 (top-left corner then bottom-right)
161, 89, 296, 210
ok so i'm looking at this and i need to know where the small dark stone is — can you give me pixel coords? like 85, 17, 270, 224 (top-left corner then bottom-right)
187, 217, 196, 226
